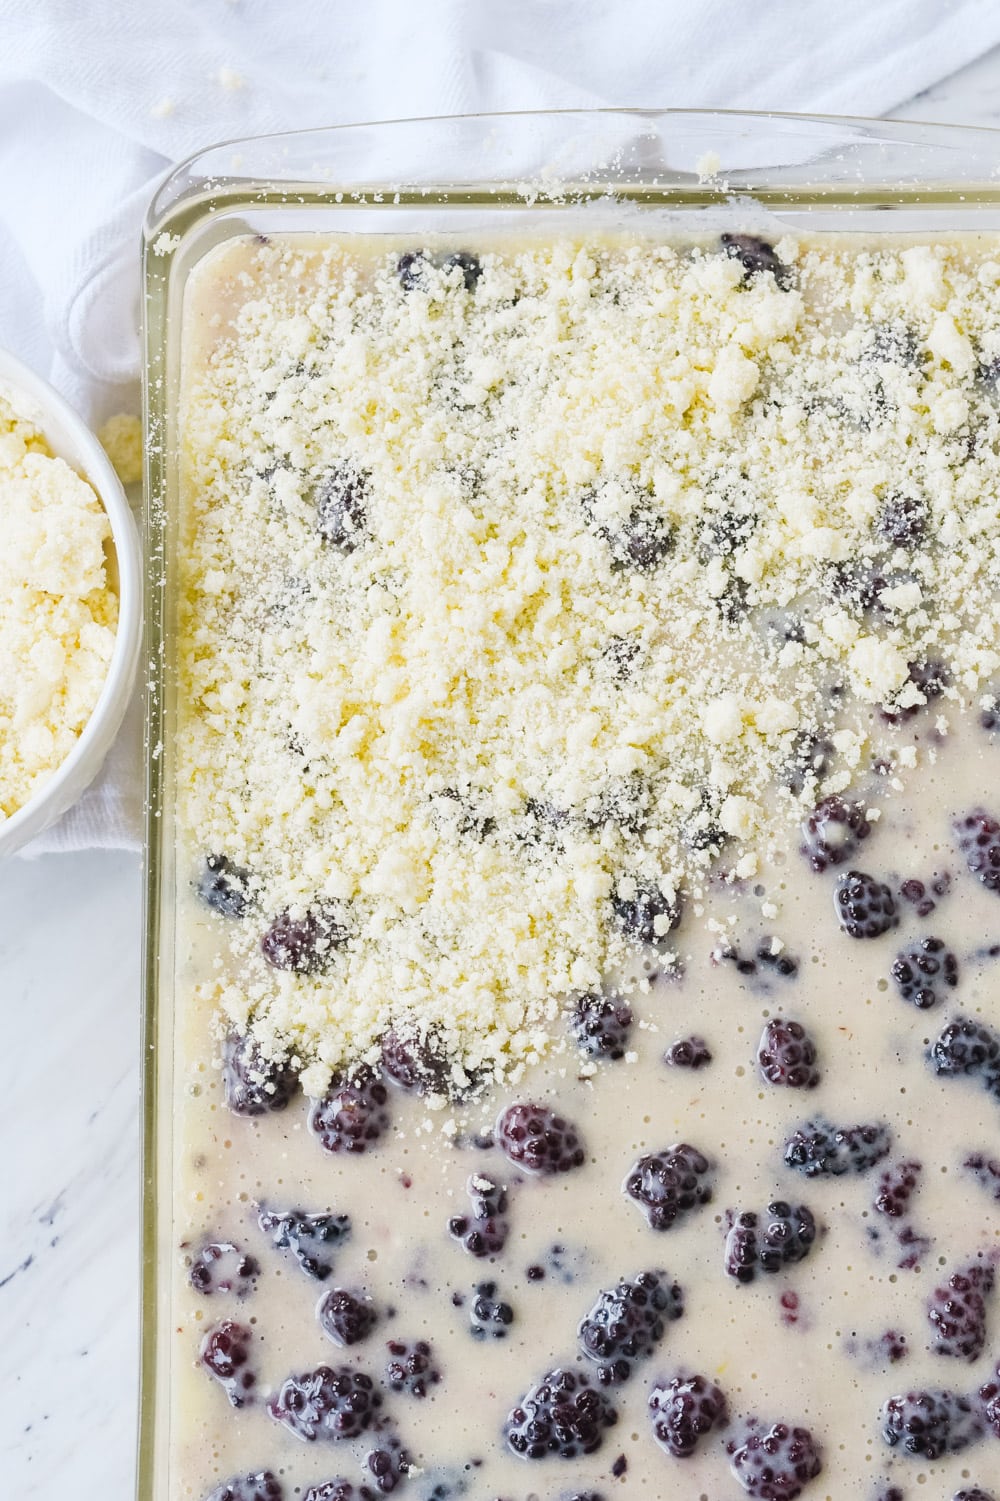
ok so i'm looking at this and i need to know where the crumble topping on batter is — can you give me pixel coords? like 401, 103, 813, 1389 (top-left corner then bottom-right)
0, 391, 118, 820
178, 233, 1000, 1091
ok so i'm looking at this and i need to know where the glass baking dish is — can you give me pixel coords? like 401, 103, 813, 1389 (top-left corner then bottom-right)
140, 109, 1000, 1501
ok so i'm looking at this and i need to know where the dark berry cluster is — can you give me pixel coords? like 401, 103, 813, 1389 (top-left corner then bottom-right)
833, 870, 898, 938
448, 1173, 509, 1257
204, 1474, 282, 1501
757, 1019, 820, 1088
267, 1364, 381, 1441
720, 232, 792, 288
470, 1281, 515, 1339
200, 1321, 256, 1408
723, 1203, 817, 1283
570, 992, 633, 1060
313, 464, 369, 552
496, 1102, 585, 1175
800, 796, 870, 872
261, 902, 349, 972
623, 1143, 713, 1230
880, 1388, 983, 1458
664, 1035, 712, 1068
890, 936, 958, 1008
954, 809, 1000, 894
928, 1016, 1000, 1101
873, 1160, 921, 1219
577, 1270, 682, 1384
926, 1259, 995, 1361
610, 879, 682, 945
384, 1339, 440, 1398
783, 1117, 891, 1177
257, 1207, 351, 1281
380, 1029, 448, 1094
198, 853, 253, 917
648, 1372, 727, 1457
364, 1432, 411, 1494
504, 1367, 617, 1460
725, 1417, 822, 1499
189, 1240, 258, 1298
309, 1070, 391, 1154
221, 1031, 299, 1117
317, 1288, 377, 1348
963, 1152, 1000, 1200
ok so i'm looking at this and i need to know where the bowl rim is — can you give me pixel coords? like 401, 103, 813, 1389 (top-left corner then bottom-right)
0, 347, 143, 856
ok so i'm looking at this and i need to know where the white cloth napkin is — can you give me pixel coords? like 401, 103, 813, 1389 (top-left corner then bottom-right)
4, 0, 1000, 853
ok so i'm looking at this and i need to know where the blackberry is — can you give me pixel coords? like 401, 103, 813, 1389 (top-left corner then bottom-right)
442, 250, 482, 291
724, 1211, 759, 1284
880, 1388, 983, 1458
261, 903, 349, 972
881, 659, 950, 723
189, 1241, 258, 1298
800, 796, 871, 873
267, 1364, 381, 1441
873, 1161, 921, 1219
470, 1280, 514, 1339
577, 1270, 682, 1384
611, 880, 682, 945
198, 854, 253, 917
720, 233, 791, 288
648, 1372, 728, 1458
726, 1418, 822, 1499
200, 1320, 256, 1408
890, 938, 958, 1009
496, 1102, 585, 1175
310, 1070, 391, 1154
928, 1017, 1000, 1098
257, 1207, 351, 1281
783, 1117, 892, 1177
302, 1486, 358, 1501
599, 507, 674, 571
963, 1152, 1000, 1200
899, 871, 950, 917
204, 1474, 282, 1501
380, 1029, 448, 1094
448, 1173, 509, 1257
571, 993, 633, 1061
953, 1491, 996, 1501
834, 870, 898, 939
623, 1143, 713, 1231
877, 492, 928, 548
221, 1031, 299, 1117
759, 1202, 816, 1272
756, 942, 799, 978
364, 1432, 412, 1493
757, 1020, 820, 1088
396, 250, 428, 289
955, 809, 1000, 894
504, 1367, 617, 1460
317, 1289, 377, 1347
724, 1204, 816, 1281
384, 1338, 440, 1397
927, 1259, 994, 1361
980, 1359, 1000, 1436
314, 465, 368, 551
664, 1035, 712, 1069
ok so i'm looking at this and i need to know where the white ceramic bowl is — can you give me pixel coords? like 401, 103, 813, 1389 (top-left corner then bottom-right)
0, 349, 142, 857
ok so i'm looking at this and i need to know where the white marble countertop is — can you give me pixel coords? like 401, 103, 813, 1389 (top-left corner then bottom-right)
6, 55, 1000, 1499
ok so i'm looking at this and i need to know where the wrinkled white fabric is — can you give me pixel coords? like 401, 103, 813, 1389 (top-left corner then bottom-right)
4, 0, 1000, 851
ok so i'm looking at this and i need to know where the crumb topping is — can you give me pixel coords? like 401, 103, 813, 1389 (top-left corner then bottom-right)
178, 233, 1000, 1091
98, 413, 144, 487
0, 392, 118, 820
